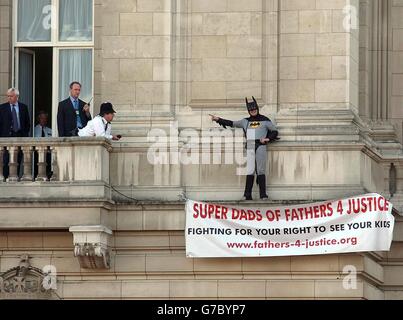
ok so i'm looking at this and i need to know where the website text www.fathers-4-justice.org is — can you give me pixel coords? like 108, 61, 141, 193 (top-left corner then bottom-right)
226, 237, 358, 250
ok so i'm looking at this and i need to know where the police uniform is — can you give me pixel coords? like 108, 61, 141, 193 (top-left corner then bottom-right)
215, 97, 279, 200
34, 125, 52, 137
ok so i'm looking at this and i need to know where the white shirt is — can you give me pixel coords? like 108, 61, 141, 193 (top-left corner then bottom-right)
34, 125, 52, 137
78, 115, 113, 139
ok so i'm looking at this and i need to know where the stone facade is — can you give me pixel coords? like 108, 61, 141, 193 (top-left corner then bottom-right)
0, 0, 403, 300
390, 0, 403, 142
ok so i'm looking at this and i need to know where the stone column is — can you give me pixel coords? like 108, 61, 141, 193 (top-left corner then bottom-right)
383, 0, 403, 212
21, 146, 33, 182
36, 146, 47, 182
366, 0, 390, 121
8, 146, 19, 182
278, 0, 360, 140
50, 146, 58, 181
390, 0, 403, 143
359, 0, 370, 120
358, 0, 401, 151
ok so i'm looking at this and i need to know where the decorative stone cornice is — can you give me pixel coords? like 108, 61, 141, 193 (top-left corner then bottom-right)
355, 118, 403, 158
69, 226, 113, 269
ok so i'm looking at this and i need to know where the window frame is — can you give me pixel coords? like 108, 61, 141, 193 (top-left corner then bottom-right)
13, 0, 95, 47
12, 0, 95, 137
51, 46, 94, 135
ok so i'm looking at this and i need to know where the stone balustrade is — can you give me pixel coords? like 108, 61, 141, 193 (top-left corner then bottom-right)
0, 136, 398, 206
0, 137, 112, 201
0, 144, 55, 183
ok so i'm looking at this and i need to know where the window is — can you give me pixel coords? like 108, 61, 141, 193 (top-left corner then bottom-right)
59, 49, 92, 102
17, 0, 51, 42
59, 0, 93, 41
16, 0, 94, 43
14, 0, 94, 136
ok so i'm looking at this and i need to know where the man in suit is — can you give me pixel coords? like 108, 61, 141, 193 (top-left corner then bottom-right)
0, 88, 31, 137
57, 81, 92, 137
0, 88, 31, 180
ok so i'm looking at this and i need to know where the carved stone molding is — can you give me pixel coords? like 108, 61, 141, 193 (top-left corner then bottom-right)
69, 225, 113, 269
0, 255, 54, 300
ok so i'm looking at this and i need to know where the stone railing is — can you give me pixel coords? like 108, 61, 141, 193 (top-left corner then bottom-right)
0, 137, 112, 200
0, 144, 56, 182
0, 136, 396, 205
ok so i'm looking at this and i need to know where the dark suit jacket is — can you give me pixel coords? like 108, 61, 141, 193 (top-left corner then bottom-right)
57, 97, 92, 137
0, 102, 31, 137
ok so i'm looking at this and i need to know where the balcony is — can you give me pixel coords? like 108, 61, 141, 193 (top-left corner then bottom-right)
0, 137, 391, 204
0, 137, 112, 201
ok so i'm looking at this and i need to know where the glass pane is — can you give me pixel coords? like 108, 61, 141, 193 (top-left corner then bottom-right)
59, 0, 93, 41
17, 0, 52, 42
59, 49, 92, 103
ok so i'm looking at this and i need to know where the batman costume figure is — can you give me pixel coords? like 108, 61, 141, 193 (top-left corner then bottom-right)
210, 97, 279, 200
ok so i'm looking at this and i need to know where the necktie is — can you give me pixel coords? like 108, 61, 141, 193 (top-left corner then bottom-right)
11, 105, 20, 132
104, 122, 109, 132
42, 127, 45, 137
74, 100, 83, 129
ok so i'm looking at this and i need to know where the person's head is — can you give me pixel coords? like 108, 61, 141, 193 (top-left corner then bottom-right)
249, 109, 258, 117
99, 102, 116, 122
37, 111, 49, 127
245, 96, 259, 117
69, 81, 82, 99
7, 88, 19, 105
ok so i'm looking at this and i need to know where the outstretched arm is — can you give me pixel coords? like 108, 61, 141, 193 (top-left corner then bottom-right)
209, 114, 246, 129
209, 114, 233, 129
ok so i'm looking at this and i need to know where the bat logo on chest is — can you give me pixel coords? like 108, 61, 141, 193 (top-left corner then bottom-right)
249, 122, 261, 129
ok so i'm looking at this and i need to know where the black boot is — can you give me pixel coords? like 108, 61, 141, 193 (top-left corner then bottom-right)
243, 175, 254, 200
257, 175, 268, 199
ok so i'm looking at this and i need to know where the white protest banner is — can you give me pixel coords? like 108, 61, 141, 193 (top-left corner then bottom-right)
185, 193, 394, 258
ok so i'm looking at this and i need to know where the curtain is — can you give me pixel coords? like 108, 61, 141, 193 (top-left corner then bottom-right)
59, 0, 93, 41
17, 0, 51, 42
18, 51, 34, 136
59, 49, 92, 103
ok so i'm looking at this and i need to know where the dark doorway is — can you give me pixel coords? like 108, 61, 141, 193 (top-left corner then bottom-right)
33, 47, 53, 132
17, 47, 53, 137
